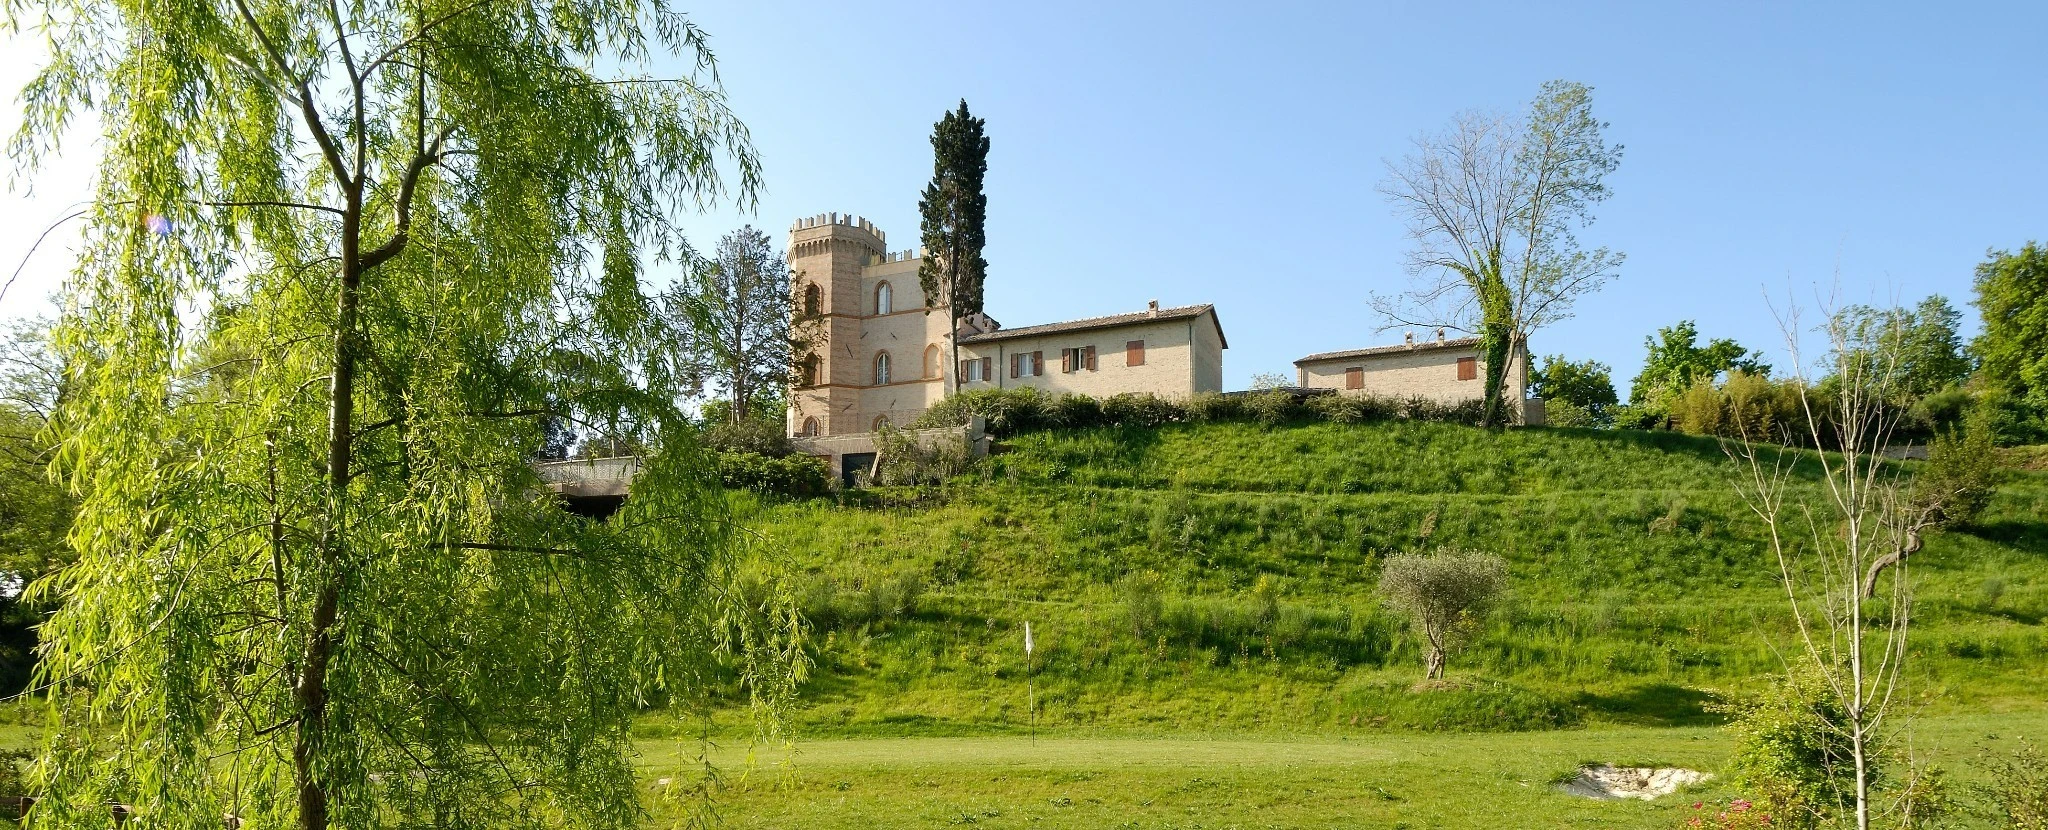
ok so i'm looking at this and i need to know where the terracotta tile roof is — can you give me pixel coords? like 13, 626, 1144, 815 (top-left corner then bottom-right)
1294, 336, 1482, 365
959, 304, 1227, 348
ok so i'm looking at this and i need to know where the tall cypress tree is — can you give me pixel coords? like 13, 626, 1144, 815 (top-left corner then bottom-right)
918, 100, 991, 393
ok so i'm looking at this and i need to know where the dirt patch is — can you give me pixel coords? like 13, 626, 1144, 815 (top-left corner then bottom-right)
1560, 765, 1711, 800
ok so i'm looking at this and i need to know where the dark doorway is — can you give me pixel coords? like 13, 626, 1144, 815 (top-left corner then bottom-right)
840, 452, 877, 488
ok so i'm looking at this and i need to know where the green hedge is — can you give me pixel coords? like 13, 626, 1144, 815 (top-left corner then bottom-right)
910, 388, 1486, 437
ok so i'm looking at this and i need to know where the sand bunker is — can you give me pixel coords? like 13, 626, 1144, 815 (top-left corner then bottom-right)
1560, 765, 1711, 800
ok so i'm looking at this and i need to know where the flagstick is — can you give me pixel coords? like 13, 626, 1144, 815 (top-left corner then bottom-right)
1024, 621, 1036, 745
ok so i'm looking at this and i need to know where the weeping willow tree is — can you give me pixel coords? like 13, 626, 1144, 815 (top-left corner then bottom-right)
4, 0, 803, 827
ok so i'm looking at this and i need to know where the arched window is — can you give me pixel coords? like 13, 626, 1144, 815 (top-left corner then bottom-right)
872, 415, 890, 432
923, 345, 941, 379
874, 281, 893, 315
802, 283, 821, 317
873, 351, 892, 385
798, 354, 819, 387
799, 417, 819, 437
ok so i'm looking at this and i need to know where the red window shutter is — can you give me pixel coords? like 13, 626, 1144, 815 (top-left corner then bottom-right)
1032, 351, 1043, 376
981, 357, 992, 380
1126, 340, 1145, 367
1346, 367, 1363, 390
1457, 357, 1478, 381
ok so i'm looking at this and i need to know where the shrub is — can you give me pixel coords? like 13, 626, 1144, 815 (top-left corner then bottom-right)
910, 387, 1049, 435
1045, 393, 1104, 428
1244, 389, 1304, 426
873, 426, 974, 486
715, 452, 828, 498
1117, 571, 1165, 639
1183, 391, 1244, 423
701, 417, 794, 457
1308, 393, 1398, 424
1907, 386, 1973, 435
1101, 393, 1183, 428
1719, 671, 1867, 827
1543, 399, 1596, 428
1377, 549, 1508, 679
1918, 402, 1998, 528
1978, 738, 2048, 830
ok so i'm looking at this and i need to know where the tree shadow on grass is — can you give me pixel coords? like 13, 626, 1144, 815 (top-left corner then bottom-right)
1573, 683, 1725, 728
1967, 519, 2048, 557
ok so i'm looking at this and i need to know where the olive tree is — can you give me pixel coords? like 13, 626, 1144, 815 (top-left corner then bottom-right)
4, 1, 801, 827
1377, 549, 1507, 679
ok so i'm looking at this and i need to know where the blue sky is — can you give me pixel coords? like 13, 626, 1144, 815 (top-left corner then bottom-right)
5, 1, 2045, 393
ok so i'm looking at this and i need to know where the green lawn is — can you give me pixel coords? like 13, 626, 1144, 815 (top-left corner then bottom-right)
640, 710, 2048, 829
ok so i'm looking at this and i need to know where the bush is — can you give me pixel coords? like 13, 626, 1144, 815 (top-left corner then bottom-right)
1918, 403, 1998, 528
1244, 389, 1304, 426
715, 452, 828, 498
1307, 393, 1398, 424
1907, 386, 1974, 435
873, 425, 974, 486
910, 387, 1050, 435
1117, 571, 1165, 640
1101, 393, 1183, 428
1720, 671, 1867, 827
1544, 399, 1598, 429
1978, 738, 2048, 830
701, 417, 795, 458
1045, 393, 1104, 428
1183, 391, 1245, 423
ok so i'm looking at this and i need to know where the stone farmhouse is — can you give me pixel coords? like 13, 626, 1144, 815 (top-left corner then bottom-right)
1293, 330, 1538, 422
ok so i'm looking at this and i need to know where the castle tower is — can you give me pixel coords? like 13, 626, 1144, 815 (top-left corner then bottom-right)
787, 213, 887, 437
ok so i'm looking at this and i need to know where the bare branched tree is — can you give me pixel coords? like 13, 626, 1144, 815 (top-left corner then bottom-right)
1378, 81, 1623, 428
1728, 298, 1920, 830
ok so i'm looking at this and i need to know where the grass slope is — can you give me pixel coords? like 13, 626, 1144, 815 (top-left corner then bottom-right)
733, 421, 2048, 737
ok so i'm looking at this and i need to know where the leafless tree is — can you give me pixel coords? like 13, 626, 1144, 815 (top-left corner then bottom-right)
1728, 298, 1921, 830
1378, 81, 1623, 428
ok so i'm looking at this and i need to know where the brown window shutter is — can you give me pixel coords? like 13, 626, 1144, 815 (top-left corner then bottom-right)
1084, 345, 1097, 371
1009, 354, 1019, 379
1062, 349, 1073, 373
1345, 367, 1363, 390
1457, 357, 1478, 381
1126, 340, 1145, 366
981, 357, 992, 380
1032, 351, 1043, 376
958, 359, 969, 379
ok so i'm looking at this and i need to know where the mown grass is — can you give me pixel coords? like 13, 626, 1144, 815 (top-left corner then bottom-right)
735, 420, 2048, 736
638, 709, 2048, 830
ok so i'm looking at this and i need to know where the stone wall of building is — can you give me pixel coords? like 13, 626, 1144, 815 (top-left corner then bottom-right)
1295, 340, 1529, 411
956, 312, 1223, 400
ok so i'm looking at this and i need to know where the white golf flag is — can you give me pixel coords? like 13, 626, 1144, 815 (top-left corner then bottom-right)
1024, 621, 1034, 656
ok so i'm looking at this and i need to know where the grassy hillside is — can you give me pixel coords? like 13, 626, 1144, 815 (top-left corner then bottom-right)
724, 421, 2048, 737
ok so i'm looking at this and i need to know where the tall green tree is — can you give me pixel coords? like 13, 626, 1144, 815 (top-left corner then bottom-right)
1380, 80, 1625, 428
1526, 355, 1618, 419
0, 320, 71, 695
680, 225, 816, 426
1628, 320, 1769, 407
1972, 243, 2048, 410
1900, 295, 1972, 398
5, 1, 799, 827
917, 99, 991, 394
